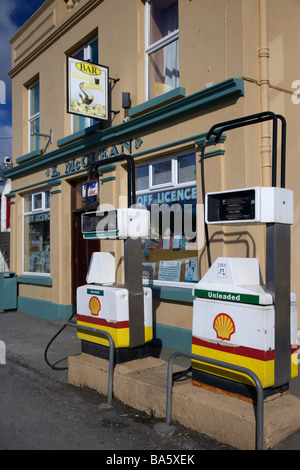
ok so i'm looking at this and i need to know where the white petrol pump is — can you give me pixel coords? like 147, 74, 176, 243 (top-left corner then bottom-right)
192, 113, 299, 400
76, 156, 153, 363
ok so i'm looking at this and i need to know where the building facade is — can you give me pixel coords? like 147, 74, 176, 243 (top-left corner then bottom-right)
6, 0, 300, 351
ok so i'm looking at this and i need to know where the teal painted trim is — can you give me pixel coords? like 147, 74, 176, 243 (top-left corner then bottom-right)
9, 131, 212, 195
50, 189, 61, 194
83, 231, 118, 239
151, 323, 192, 353
10, 170, 87, 194
17, 275, 52, 286
100, 176, 116, 183
57, 122, 100, 147
133, 131, 224, 161
151, 285, 194, 303
129, 87, 186, 117
18, 296, 72, 320
16, 149, 42, 164
6, 192, 16, 199
47, 180, 62, 187
195, 134, 227, 147
9, 201, 15, 205
202, 149, 226, 159
6, 78, 244, 180
98, 164, 117, 174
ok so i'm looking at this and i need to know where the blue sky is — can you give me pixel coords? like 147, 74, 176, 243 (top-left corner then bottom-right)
0, 0, 45, 161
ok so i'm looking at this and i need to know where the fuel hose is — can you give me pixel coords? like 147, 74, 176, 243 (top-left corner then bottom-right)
44, 311, 76, 371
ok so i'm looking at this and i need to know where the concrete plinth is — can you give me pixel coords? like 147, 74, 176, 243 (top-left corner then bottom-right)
68, 353, 300, 450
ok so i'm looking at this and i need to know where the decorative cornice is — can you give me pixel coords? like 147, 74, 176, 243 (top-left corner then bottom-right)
9, 0, 55, 43
9, 0, 102, 78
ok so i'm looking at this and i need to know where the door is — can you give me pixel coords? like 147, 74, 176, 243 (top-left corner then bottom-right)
71, 179, 100, 309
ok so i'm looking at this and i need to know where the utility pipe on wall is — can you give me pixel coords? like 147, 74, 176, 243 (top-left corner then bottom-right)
259, 0, 272, 187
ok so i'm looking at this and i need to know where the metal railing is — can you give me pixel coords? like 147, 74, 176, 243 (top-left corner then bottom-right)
66, 321, 115, 404
166, 351, 264, 450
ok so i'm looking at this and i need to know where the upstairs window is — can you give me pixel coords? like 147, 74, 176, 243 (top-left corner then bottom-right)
28, 81, 40, 152
145, 0, 179, 100
71, 37, 99, 133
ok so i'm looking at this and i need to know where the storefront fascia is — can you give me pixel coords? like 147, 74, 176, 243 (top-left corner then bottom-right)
6, 78, 244, 350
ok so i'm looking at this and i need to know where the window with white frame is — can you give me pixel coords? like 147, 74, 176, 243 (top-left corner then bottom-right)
71, 37, 99, 133
23, 190, 50, 275
145, 0, 179, 100
136, 152, 198, 283
28, 81, 40, 152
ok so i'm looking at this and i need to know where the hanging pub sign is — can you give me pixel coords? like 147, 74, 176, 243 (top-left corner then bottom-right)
67, 56, 109, 121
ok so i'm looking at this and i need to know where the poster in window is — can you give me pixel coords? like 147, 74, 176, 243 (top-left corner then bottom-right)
82, 181, 99, 197
67, 57, 109, 121
142, 263, 156, 281
158, 260, 181, 282
184, 259, 198, 282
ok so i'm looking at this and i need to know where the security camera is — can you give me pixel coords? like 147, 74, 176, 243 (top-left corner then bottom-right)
4, 157, 12, 167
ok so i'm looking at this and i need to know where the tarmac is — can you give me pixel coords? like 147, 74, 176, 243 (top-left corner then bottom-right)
1, 310, 300, 451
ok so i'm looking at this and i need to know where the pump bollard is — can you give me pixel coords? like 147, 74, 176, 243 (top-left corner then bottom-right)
166, 351, 264, 450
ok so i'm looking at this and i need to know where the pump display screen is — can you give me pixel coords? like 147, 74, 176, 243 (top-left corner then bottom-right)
82, 210, 118, 237
206, 189, 256, 222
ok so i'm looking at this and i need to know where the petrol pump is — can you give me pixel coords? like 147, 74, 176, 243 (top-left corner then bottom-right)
76, 155, 153, 363
191, 113, 299, 400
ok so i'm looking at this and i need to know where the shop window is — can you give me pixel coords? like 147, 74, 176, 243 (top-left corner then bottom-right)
71, 37, 99, 133
28, 81, 40, 152
136, 152, 198, 284
151, 159, 172, 187
23, 190, 50, 275
178, 153, 196, 183
145, 0, 179, 100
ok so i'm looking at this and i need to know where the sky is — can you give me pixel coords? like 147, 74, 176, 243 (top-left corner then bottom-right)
0, 0, 45, 161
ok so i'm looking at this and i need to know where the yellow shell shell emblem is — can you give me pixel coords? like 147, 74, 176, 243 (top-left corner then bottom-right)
89, 296, 101, 316
213, 313, 235, 341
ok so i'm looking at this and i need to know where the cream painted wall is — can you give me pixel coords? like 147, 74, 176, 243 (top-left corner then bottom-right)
8, 0, 300, 326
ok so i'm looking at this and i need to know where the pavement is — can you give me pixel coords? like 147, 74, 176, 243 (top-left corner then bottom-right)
1, 310, 300, 451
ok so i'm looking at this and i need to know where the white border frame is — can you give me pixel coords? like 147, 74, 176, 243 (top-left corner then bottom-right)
28, 80, 40, 153
136, 151, 197, 196
144, 0, 179, 100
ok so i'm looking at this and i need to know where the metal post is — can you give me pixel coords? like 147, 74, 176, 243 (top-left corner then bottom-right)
266, 224, 291, 386
67, 321, 115, 404
166, 351, 264, 450
124, 237, 145, 348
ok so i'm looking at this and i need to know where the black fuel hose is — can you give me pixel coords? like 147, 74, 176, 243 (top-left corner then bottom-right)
44, 311, 76, 371
172, 365, 192, 381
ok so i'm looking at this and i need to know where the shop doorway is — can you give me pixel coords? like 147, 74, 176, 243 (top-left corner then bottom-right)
71, 179, 100, 308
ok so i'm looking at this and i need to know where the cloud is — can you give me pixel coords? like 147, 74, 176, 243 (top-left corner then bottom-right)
0, 1, 20, 157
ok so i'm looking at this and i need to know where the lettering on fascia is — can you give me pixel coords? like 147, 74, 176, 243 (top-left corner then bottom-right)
45, 138, 143, 178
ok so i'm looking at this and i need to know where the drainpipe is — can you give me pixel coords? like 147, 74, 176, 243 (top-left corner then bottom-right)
259, 0, 272, 186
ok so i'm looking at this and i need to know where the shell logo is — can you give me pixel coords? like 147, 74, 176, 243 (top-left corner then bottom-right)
213, 313, 235, 341
89, 296, 101, 316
